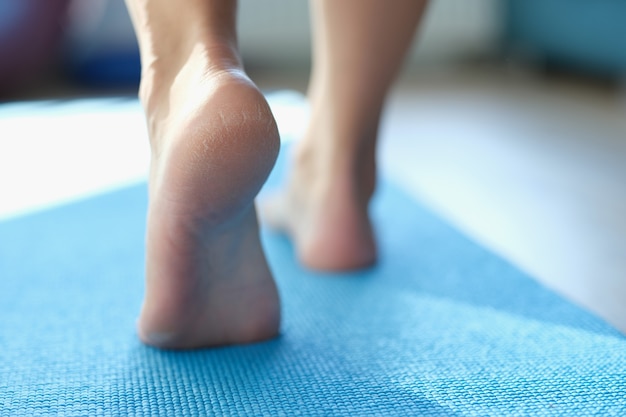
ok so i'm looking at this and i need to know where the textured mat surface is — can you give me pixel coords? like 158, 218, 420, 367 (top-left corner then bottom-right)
2, 146, 626, 416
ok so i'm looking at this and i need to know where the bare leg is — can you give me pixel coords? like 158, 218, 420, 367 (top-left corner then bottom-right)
263, 0, 427, 270
125, 0, 281, 349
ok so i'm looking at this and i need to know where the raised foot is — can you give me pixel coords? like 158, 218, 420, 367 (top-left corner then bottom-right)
261, 149, 377, 272
138, 67, 281, 349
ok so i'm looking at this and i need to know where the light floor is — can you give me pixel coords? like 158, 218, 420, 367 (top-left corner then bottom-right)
377, 66, 626, 332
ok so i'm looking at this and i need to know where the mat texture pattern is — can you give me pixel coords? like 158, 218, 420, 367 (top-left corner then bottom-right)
1, 143, 626, 415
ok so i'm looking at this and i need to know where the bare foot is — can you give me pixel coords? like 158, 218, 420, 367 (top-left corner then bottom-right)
261, 127, 378, 271
137, 45, 281, 349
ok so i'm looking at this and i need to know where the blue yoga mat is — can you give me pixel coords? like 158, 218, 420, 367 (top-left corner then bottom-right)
1, 116, 625, 416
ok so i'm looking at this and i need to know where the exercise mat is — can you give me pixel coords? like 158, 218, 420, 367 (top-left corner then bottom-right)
1, 101, 625, 416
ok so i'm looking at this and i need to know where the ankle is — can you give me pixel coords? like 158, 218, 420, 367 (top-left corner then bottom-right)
128, 0, 242, 114
127, 0, 239, 68
295, 133, 377, 203
140, 42, 240, 103
138, 45, 248, 146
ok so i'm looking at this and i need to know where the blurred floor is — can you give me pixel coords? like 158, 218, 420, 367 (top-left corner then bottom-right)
377, 66, 626, 333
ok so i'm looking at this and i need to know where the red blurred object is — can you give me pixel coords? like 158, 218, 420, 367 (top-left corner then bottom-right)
0, 0, 70, 96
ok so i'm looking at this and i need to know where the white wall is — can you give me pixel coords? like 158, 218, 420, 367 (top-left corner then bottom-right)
238, 0, 503, 70
64, 0, 503, 71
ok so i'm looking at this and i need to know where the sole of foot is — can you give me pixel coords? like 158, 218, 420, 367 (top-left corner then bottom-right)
138, 62, 281, 349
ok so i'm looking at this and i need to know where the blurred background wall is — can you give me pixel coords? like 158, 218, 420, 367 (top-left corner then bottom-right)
237, 0, 502, 69
1, 0, 625, 98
